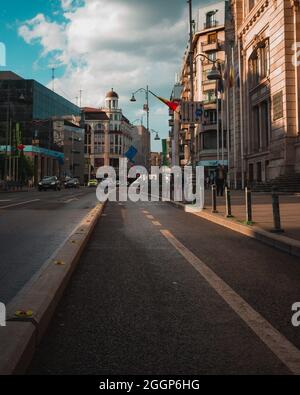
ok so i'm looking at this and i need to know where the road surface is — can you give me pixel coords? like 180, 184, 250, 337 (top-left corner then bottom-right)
0, 188, 98, 303
28, 199, 300, 375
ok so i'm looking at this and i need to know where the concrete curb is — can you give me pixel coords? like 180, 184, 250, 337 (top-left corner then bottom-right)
168, 200, 300, 258
0, 201, 106, 375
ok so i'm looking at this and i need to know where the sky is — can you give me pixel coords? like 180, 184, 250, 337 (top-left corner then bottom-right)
0, 0, 216, 151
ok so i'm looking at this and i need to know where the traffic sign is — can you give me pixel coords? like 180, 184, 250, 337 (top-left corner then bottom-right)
181, 101, 203, 124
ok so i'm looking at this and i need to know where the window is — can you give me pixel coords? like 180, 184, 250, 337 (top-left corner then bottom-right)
249, 40, 270, 88
203, 131, 217, 150
204, 90, 216, 103
206, 11, 217, 29
204, 110, 217, 125
208, 52, 217, 62
260, 42, 270, 79
208, 33, 217, 44
249, 52, 259, 88
95, 123, 103, 131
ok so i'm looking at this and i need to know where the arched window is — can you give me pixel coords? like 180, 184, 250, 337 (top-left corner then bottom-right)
248, 39, 269, 88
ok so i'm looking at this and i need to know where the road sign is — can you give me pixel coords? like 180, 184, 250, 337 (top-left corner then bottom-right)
181, 101, 203, 124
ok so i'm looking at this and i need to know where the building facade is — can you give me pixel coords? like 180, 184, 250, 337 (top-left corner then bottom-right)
131, 124, 151, 169
0, 71, 81, 183
83, 89, 133, 181
229, 0, 300, 185
178, 1, 229, 178
53, 119, 85, 183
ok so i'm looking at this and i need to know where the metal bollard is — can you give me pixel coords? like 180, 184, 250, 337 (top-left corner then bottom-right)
225, 187, 233, 218
245, 187, 253, 225
211, 184, 218, 213
271, 190, 284, 233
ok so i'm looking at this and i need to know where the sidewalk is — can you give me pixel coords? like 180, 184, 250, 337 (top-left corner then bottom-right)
203, 190, 300, 242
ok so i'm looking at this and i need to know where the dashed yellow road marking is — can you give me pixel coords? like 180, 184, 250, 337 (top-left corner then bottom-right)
152, 221, 162, 226
146, 215, 155, 220
161, 229, 300, 376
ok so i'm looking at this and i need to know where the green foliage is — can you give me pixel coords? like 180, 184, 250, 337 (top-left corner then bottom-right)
19, 155, 34, 181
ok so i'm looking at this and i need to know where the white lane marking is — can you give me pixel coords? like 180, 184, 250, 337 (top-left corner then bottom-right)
0, 199, 40, 209
161, 229, 300, 375
146, 215, 155, 220
63, 198, 79, 204
152, 221, 162, 226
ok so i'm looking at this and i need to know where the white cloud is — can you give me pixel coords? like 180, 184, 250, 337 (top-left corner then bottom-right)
18, 0, 191, 146
19, 0, 186, 101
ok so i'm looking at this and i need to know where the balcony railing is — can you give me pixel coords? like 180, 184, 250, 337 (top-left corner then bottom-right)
203, 21, 219, 30
203, 98, 217, 105
201, 40, 224, 52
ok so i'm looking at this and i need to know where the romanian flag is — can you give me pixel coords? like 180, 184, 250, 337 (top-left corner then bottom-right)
157, 97, 180, 111
151, 92, 180, 111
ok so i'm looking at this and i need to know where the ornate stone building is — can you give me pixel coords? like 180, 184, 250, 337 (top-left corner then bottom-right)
229, 0, 300, 186
83, 89, 133, 180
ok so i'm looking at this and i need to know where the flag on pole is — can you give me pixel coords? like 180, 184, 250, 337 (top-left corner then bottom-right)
153, 94, 180, 111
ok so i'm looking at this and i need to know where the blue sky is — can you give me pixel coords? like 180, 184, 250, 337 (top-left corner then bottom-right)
0, 0, 216, 151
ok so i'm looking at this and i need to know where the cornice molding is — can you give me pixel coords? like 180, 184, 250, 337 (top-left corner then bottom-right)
291, 0, 300, 11
238, 0, 269, 38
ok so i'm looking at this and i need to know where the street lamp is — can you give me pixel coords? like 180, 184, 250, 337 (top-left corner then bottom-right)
130, 86, 150, 136
131, 117, 144, 126
151, 130, 161, 141
194, 53, 225, 164
194, 53, 223, 79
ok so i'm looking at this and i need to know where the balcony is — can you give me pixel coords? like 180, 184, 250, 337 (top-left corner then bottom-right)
202, 80, 217, 93
202, 99, 217, 110
202, 40, 222, 53
203, 21, 219, 30
202, 121, 217, 131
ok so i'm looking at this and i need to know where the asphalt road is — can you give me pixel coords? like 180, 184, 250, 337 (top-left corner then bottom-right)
0, 187, 98, 303
29, 199, 300, 375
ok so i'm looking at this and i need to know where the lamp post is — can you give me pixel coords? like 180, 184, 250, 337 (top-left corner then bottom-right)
132, 117, 144, 126
130, 86, 150, 135
150, 129, 161, 141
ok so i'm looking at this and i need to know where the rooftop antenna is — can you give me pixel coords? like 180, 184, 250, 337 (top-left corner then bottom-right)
52, 68, 55, 92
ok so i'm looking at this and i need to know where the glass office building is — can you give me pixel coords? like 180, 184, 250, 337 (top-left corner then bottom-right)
0, 71, 81, 182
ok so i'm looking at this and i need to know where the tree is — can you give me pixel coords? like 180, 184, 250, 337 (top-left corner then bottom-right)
19, 154, 34, 182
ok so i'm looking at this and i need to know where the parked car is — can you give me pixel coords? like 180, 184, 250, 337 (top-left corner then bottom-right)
38, 176, 61, 191
88, 179, 98, 188
64, 178, 80, 189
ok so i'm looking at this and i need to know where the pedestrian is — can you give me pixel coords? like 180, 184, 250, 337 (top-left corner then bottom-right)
206, 176, 210, 190
216, 165, 225, 197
